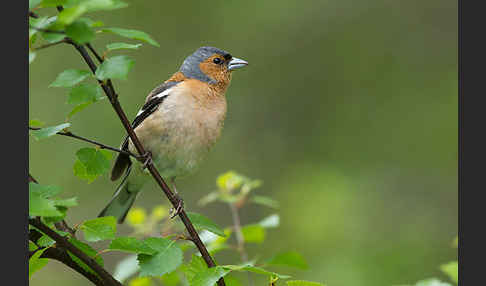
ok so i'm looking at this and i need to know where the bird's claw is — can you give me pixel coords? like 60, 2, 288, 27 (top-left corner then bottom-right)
169, 196, 184, 219
141, 151, 152, 169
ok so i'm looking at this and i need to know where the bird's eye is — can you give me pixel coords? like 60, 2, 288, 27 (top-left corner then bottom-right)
213, 58, 223, 64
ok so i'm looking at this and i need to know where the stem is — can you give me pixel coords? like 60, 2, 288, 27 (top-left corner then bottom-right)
32, 39, 67, 51
229, 203, 254, 286
29, 126, 139, 159
55, 6, 225, 285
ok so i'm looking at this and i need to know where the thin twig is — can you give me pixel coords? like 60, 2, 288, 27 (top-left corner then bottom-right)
29, 126, 139, 159
32, 39, 67, 51
58, 12, 226, 286
229, 203, 254, 286
29, 11, 39, 18
29, 26, 65, 34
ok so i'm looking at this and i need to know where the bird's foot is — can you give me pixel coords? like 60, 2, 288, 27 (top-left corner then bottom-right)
169, 195, 184, 219
141, 151, 152, 169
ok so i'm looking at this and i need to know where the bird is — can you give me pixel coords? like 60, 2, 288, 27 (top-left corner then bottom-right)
98, 46, 248, 223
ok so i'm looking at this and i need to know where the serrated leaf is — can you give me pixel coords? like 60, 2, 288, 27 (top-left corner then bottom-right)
30, 123, 70, 140
29, 183, 62, 198
223, 265, 291, 279
100, 28, 159, 47
106, 42, 142, 51
53, 197, 78, 207
50, 69, 91, 87
37, 235, 55, 247
29, 248, 49, 279
75, 147, 112, 176
251, 195, 280, 209
29, 241, 38, 251
40, 0, 67, 7
68, 238, 104, 276
80, 216, 117, 242
113, 255, 140, 282
109, 237, 156, 255
137, 237, 183, 277
241, 224, 265, 243
190, 266, 229, 286
217, 171, 245, 191
414, 278, 452, 286
57, 5, 87, 25
186, 212, 226, 237
66, 20, 95, 44
440, 261, 458, 284
95, 55, 135, 80
73, 159, 98, 182
29, 52, 36, 64
286, 280, 325, 286
259, 214, 280, 228
182, 254, 208, 283
67, 83, 103, 105
29, 0, 42, 9
57, 0, 127, 25
265, 251, 308, 269
29, 119, 45, 127
29, 190, 63, 217
159, 270, 181, 286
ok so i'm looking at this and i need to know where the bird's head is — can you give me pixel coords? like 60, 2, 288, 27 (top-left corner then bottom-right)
179, 46, 248, 86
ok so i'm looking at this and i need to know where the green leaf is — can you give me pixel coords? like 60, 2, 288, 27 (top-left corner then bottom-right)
138, 237, 183, 277
29, 52, 36, 64
73, 159, 98, 182
197, 192, 220, 206
113, 255, 139, 282
241, 224, 266, 243
29, 0, 42, 9
159, 270, 181, 286
182, 254, 208, 283
224, 275, 243, 286
217, 171, 245, 191
108, 237, 156, 255
30, 123, 70, 140
66, 20, 95, 44
53, 197, 78, 207
223, 265, 291, 279
75, 147, 112, 176
29, 119, 45, 127
57, 5, 87, 25
440, 261, 458, 284
251, 195, 280, 209
50, 69, 91, 87
67, 102, 95, 119
57, 0, 127, 25
79, 216, 117, 242
186, 212, 226, 237
106, 42, 142, 51
67, 83, 103, 105
29, 183, 62, 197
95, 55, 135, 80
259, 214, 280, 228
414, 278, 452, 286
40, 0, 67, 7
67, 238, 104, 276
286, 280, 325, 286
100, 28, 159, 47
37, 235, 56, 247
265, 251, 308, 269
29, 187, 63, 217
29, 241, 39, 251
190, 266, 229, 286
29, 248, 49, 279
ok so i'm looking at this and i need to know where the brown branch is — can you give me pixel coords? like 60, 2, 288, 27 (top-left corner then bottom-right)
29, 26, 65, 34
29, 126, 139, 159
29, 11, 39, 18
56, 6, 225, 285
32, 39, 68, 51
29, 217, 122, 286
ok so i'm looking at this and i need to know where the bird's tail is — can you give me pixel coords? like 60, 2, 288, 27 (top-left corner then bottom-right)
98, 166, 139, 223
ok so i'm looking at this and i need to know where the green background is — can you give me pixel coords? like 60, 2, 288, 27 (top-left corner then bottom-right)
29, 0, 457, 285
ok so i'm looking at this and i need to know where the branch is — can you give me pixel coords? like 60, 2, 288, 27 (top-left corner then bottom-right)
28, 26, 65, 34
29, 11, 39, 18
29, 126, 139, 159
229, 203, 253, 286
29, 217, 122, 286
55, 5, 226, 285
32, 39, 68, 51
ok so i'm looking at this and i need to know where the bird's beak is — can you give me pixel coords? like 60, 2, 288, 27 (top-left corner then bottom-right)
228, 57, 248, 71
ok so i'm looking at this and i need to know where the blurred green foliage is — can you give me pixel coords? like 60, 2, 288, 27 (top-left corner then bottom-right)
29, 0, 457, 285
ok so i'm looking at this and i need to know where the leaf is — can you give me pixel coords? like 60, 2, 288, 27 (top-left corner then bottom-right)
217, 171, 245, 191
241, 224, 266, 243
57, 0, 128, 25
29, 241, 39, 251
73, 159, 98, 182
108, 237, 156, 255
198, 192, 220, 206
80, 216, 117, 242
265, 251, 308, 270
29, 52, 36, 64
129, 277, 152, 286
29, 248, 49, 279
95, 55, 135, 80
182, 254, 208, 283
29, 188, 63, 217
223, 265, 291, 279
66, 20, 95, 44
75, 147, 112, 176
57, 5, 87, 25
113, 255, 140, 282
259, 214, 280, 228
251, 195, 280, 209
106, 42, 142, 51
186, 212, 226, 237
53, 197, 78, 207
29, 119, 45, 127
37, 235, 56, 247
50, 69, 91, 87
224, 275, 243, 286
67, 238, 104, 276
40, 0, 67, 7
440, 261, 458, 284
137, 237, 183, 277
29, 183, 63, 197
67, 83, 103, 105
29, 0, 42, 9
100, 28, 159, 47
286, 280, 325, 286
190, 266, 229, 286
30, 123, 70, 140
414, 278, 452, 286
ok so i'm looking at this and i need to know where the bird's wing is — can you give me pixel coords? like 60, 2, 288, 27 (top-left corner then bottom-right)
110, 81, 181, 181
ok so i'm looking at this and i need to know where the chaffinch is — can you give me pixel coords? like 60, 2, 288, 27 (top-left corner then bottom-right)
98, 46, 248, 223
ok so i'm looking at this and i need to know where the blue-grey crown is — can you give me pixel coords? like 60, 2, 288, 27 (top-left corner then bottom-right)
179, 47, 232, 84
